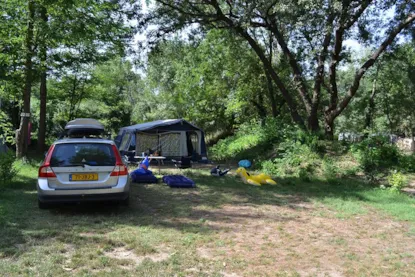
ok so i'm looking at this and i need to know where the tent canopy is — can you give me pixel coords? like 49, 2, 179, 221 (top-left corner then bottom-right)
116, 119, 207, 158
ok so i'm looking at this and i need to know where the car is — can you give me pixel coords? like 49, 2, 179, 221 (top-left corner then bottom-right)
37, 119, 130, 209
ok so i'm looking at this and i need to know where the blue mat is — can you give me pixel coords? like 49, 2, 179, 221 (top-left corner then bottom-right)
130, 171, 158, 183
162, 175, 196, 188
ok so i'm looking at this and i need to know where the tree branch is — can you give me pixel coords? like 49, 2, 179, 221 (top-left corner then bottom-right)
326, 0, 372, 113
343, 0, 372, 30
268, 19, 312, 114
313, 12, 335, 107
208, 0, 306, 128
331, 13, 415, 119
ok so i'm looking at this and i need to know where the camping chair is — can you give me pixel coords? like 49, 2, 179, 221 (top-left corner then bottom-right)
172, 156, 192, 169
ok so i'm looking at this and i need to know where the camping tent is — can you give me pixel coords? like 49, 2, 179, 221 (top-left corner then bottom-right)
116, 119, 207, 159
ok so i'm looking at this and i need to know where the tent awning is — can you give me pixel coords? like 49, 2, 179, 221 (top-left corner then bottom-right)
120, 119, 202, 133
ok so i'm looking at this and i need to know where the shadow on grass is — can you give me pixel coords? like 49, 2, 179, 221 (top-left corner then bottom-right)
0, 169, 403, 259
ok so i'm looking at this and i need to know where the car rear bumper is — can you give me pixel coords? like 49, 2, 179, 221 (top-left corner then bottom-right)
38, 191, 129, 203
37, 176, 130, 203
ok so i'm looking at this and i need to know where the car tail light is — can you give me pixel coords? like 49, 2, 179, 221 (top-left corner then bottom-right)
38, 144, 56, 178
110, 165, 128, 176
111, 145, 128, 176
38, 166, 57, 178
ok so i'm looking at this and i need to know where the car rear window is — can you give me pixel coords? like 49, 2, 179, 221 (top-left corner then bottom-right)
50, 143, 116, 167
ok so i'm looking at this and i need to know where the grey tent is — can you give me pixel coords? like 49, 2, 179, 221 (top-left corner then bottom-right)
115, 119, 207, 160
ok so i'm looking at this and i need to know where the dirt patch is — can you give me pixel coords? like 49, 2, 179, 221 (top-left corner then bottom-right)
220, 272, 242, 277
105, 246, 170, 267
78, 232, 96, 238
194, 203, 415, 276
61, 244, 76, 272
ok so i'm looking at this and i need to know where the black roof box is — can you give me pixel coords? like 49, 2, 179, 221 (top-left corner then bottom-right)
64, 118, 105, 138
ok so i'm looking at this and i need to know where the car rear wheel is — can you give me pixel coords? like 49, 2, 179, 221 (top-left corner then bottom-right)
38, 199, 51, 209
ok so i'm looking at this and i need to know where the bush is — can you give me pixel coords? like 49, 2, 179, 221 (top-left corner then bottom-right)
387, 171, 407, 192
210, 118, 289, 161
261, 141, 320, 178
0, 111, 15, 145
0, 150, 18, 187
295, 130, 326, 154
322, 157, 339, 180
399, 154, 415, 173
351, 136, 400, 175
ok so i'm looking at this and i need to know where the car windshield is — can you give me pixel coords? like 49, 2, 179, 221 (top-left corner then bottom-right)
50, 143, 116, 167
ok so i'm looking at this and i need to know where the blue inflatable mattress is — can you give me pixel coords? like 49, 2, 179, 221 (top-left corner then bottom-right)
130, 172, 158, 183
162, 175, 196, 188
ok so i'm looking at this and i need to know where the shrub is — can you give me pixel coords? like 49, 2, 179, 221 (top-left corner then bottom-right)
350, 136, 400, 175
0, 111, 16, 145
0, 150, 18, 187
210, 118, 289, 161
398, 154, 415, 173
261, 141, 320, 178
322, 157, 339, 180
387, 171, 407, 192
295, 130, 326, 154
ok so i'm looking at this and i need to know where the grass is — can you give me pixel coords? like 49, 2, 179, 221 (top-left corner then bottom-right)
1, 162, 415, 276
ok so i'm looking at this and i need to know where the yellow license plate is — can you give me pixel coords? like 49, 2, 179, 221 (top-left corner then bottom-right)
70, 173, 98, 181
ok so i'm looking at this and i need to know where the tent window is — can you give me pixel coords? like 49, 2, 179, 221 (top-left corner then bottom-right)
119, 133, 131, 151
136, 132, 181, 156
129, 134, 136, 151
160, 133, 181, 156
191, 133, 198, 152
187, 132, 199, 154
136, 133, 158, 154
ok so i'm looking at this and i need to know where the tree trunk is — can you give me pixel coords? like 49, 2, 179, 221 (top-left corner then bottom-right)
38, 5, 48, 153
231, 26, 306, 129
16, 0, 35, 159
365, 78, 377, 130
264, 70, 278, 117
324, 115, 334, 140
265, 33, 278, 118
308, 112, 320, 133
251, 96, 267, 126
68, 75, 78, 121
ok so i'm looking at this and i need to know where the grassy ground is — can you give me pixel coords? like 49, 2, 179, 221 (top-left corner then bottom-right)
1, 163, 415, 276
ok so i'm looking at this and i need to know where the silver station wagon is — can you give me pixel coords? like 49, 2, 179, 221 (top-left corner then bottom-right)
37, 119, 130, 209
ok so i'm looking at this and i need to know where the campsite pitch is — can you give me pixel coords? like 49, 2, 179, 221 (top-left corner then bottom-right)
1, 166, 415, 276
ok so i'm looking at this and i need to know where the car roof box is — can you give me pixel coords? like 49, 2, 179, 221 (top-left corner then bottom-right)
64, 118, 105, 137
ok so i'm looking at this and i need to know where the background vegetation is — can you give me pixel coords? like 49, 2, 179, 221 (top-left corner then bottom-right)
0, 0, 414, 185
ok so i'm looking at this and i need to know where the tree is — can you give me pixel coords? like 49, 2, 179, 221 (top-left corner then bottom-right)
143, 0, 415, 138
144, 30, 288, 134
35, 0, 139, 152
0, 0, 25, 136
37, 3, 48, 152
15, 0, 35, 158
375, 43, 415, 136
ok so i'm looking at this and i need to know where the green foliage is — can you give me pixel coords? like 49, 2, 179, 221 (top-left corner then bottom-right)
145, 30, 288, 134
262, 141, 320, 179
0, 151, 18, 187
322, 157, 339, 181
398, 154, 415, 173
351, 136, 400, 175
375, 44, 415, 136
295, 130, 326, 154
0, 111, 15, 145
210, 118, 284, 161
387, 171, 407, 192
